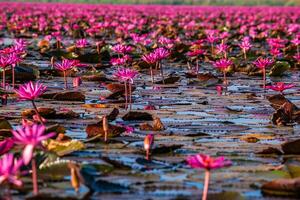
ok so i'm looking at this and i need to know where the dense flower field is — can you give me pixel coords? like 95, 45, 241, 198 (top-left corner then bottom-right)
0, 2, 300, 200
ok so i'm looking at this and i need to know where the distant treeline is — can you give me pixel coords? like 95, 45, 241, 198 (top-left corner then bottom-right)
9, 0, 300, 5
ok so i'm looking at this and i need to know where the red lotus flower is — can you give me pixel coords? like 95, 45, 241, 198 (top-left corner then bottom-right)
113, 68, 138, 110
215, 43, 228, 56
253, 57, 273, 69
253, 57, 273, 89
187, 154, 231, 200
13, 124, 55, 165
13, 124, 55, 195
153, 47, 170, 60
239, 37, 252, 51
54, 59, 83, 89
0, 153, 23, 187
213, 58, 232, 70
113, 68, 138, 84
110, 55, 131, 66
186, 49, 205, 58
112, 44, 132, 54
75, 38, 88, 48
15, 81, 46, 101
0, 138, 14, 156
0, 54, 15, 89
266, 82, 295, 93
15, 81, 47, 124
187, 154, 231, 170
142, 53, 158, 64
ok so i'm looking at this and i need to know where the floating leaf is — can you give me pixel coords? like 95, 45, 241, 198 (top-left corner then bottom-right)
82, 104, 108, 108
268, 61, 290, 76
44, 139, 85, 156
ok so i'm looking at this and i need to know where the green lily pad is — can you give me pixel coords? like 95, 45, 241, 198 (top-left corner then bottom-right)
39, 156, 74, 181
268, 61, 290, 76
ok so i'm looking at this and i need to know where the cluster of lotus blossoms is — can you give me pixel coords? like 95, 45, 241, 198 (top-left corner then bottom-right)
0, 2, 299, 198
0, 39, 25, 89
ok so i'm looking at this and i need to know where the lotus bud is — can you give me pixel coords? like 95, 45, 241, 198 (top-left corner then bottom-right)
216, 85, 223, 95
103, 115, 109, 142
1, 94, 8, 105
68, 163, 80, 193
144, 134, 154, 160
73, 77, 82, 88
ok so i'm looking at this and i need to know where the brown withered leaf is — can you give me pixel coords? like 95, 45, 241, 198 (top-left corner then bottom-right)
261, 177, 300, 197
139, 123, 153, 131
153, 117, 165, 131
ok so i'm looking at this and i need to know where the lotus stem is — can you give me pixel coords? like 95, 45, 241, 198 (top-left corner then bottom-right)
12, 64, 15, 88
129, 82, 132, 110
32, 158, 39, 195
124, 81, 128, 110
31, 100, 44, 125
243, 49, 247, 60
223, 70, 227, 91
150, 66, 154, 84
202, 170, 210, 200
2, 69, 5, 89
63, 71, 68, 89
56, 40, 60, 49
187, 62, 191, 70
146, 149, 150, 160
263, 68, 266, 90
160, 62, 165, 84
196, 59, 199, 74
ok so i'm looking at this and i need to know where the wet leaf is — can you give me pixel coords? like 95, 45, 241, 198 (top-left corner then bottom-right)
261, 177, 300, 197
268, 61, 291, 76
44, 139, 85, 156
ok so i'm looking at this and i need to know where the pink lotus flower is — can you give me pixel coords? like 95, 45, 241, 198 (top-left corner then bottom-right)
73, 77, 82, 88
187, 154, 231, 170
54, 59, 80, 71
12, 124, 55, 165
0, 138, 14, 156
216, 85, 223, 96
186, 49, 205, 58
0, 153, 23, 187
153, 47, 170, 60
112, 44, 132, 54
54, 59, 82, 89
213, 58, 232, 91
15, 81, 46, 101
215, 43, 229, 57
13, 124, 55, 195
75, 38, 88, 48
213, 58, 232, 70
114, 68, 138, 110
0, 54, 14, 88
142, 53, 157, 64
239, 37, 252, 51
110, 55, 131, 66
253, 57, 273, 89
266, 82, 295, 94
153, 48, 170, 84
187, 154, 231, 200
114, 68, 138, 84
142, 53, 158, 83
239, 37, 252, 59
15, 81, 47, 124
253, 57, 273, 69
